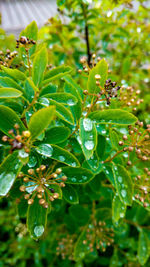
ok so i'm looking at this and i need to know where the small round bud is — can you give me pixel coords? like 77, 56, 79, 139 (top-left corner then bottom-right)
43, 203, 48, 209
55, 168, 62, 174
118, 141, 124, 146
2, 136, 8, 142
23, 177, 29, 182
40, 165, 46, 171
14, 124, 20, 129
95, 74, 101, 80
96, 81, 100, 86
15, 135, 22, 142
123, 135, 128, 141
53, 193, 59, 199
39, 199, 45, 205
127, 160, 132, 166
60, 182, 65, 187
83, 90, 88, 95
28, 169, 34, 175
28, 199, 34, 205
92, 54, 96, 59
128, 147, 133, 152
52, 173, 57, 178
20, 36, 27, 44
78, 69, 82, 74
62, 176, 67, 181
22, 131, 31, 138
24, 194, 30, 200
49, 196, 54, 201
37, 194, 42, 199
84, 67, 89, 73
19, 185, 26, 192
143, 203, 148, 208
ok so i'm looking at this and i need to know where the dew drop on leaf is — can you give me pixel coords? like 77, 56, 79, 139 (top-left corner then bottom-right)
84, 140, 94, 150
34, 225, 44, 237
83, 118, 93, 132
121, 189, 127, 198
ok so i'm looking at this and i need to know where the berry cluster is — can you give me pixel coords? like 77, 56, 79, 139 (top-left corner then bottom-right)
83, 221, 114, 252
56, 233, 76, 260
99, 78, 121, 105
1, 124, 31, 153
16, 36, 36, 49
15, 222, 27, 238
118, 122, 150, 165
78, 54, 101, 74
18, 165, 67, 209
134, 168, 150, 208
119, 86, 143, 112
0, 49, 18, 68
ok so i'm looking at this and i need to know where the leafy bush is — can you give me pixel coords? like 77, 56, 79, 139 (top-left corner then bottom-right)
0, 1, 150, 266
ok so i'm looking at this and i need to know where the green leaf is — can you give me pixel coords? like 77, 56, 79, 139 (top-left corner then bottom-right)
48, 99, 74, 125
112, 194, 126, 222
74, 226, 91, 261
0, 105, 26, 135
60, 167, 94, 184
138, 230, 149, 266
43, 93, 78, 106
43, 65, 72, 85
112, 164, 133, 206
1, 66, 26, 81
87, 59, 108, 94
0, 151, 22, 196
109, 129, 120, 150
89, 109, 137, 125
27, 196, 48, 239
0, 77, 23, 91
20, 21, 38, 57
28, 106, 55, 139
79, 118, 97, 160
63, 75, 83, 121
39, 84, 57, 96
62, 184, 79, 204
44, 126, 71, 144
0, 88, 22, 98
32, 47, 47, 86
63, 75, 83, 100
36, 144, 80, 167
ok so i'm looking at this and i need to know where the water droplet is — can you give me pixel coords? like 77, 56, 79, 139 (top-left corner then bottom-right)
36, 144, 53, 157
84, 140, 94, 150
19, 149, 29, 158
0, 172, 15, 196
121, 190, 127, 198
71, 162, 77, 167
69, 196, 73, 200
82, 111, 87, 117
114, 166, 117, 171
83, 118, 93, 132
101, 130, 106, 134
77, 136, 82, 145
34, 225, 44, 237
82, 175, 87, 181
118, 176, 122, 183
67, 99, 75, 106
58, 155, 65, 162
106, 170, 109, 175
71, 177, 77, 182
28, 156, 37, 168
39, 97, 49, 107
26, 182, 37, 193
120, 213, 125, 218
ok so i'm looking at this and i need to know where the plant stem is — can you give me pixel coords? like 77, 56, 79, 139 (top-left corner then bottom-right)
103, 149, 124, 163
82, 3, 91, 66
